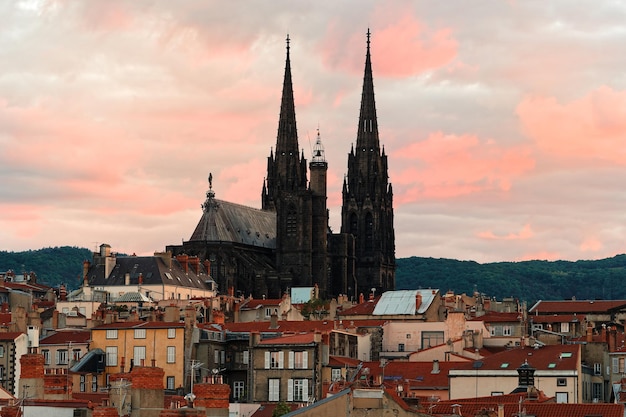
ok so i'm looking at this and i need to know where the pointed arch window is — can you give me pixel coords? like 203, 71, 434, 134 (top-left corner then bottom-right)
287, 205, 297, 237
365, 213, 374, 252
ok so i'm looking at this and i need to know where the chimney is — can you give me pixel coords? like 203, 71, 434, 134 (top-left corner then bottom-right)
416, 293, 422, 311
359, 293, 364, 304
497, 404, 504, 417
451, 404, 462, 415
82, 260, 90, 286
138, 273, 143, 285
177, 254, 189, 273
154, 251, 173, 269
189, 256, 200, 275
269, 312, 278, 329
124, 273, 130, 286
59, 284, 67, 301
204, 259, 211, 275
609, 326, 617, 353
586, 323, 593, 343
431, 359, 440, 374
601, 323, 607, 342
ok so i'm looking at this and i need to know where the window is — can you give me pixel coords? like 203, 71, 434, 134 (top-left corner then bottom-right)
73, 349, 81, 361
491, 391, 503, 396
502, 326, 512, 336
214, 350, 220, 364
331, 369, 342, 381
286, 205, 297, 237
594, 363, 602, 375
167, 346, 176, 363
613, 357, 619, 373
265, 351, 284, 369
134, 329, 146, 339
268, 379, 280, 402
168, 328, 176, 339
489, 326, 496, 336
57, 349, 68, 365
134, 346, 146, 363
398, 343, 405, 352
80, 375, 86, 392
42, 349, 50, 365
243, 350, 249, 365
265, 308, 272, 318
406, 334, 411, 339
593, 382, 602, 401
106, 329, 118, 339
288, 379, 309, 402
555, 392, 568, 403
620, 357, 625, 373
0, 346, 4, 358
421, 331, 444, 349
561, 322, 569, 333
289, 351, 307, 369
105, 347, 118, 366
167, 376, 175, 390
92, 375, 98, 392
557, 378, 567, 386
234, 381, 245, 400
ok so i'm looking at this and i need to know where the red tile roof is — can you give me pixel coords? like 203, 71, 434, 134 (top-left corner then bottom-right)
40, 330, 91, 345
241, 299, 282, 309
250, 403, 299, 417
213, 319, 386, 334
92, 321, 184, 329
338, 297, 380, 316
258, 333, 317, 345
451, 344, 580, 372
0, 332, 24, 341
429, 401, 622, 417
470, 312, 522, 323
328, 355, 361, 367
530, 313, 585, 323
530, 299, 626, 314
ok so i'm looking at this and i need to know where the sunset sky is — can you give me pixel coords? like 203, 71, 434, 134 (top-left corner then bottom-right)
2, 1, 626, 263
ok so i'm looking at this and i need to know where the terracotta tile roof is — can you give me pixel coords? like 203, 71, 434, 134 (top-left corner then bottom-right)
451, 344, 580, 372
530, 313, 585, 323
530, 299, 626, 314
360, 361, 462, 388
0, 332, 24, 341
214, 319, 386, 334
328, 355, 361, 367
470, 312, 522, 323
0, 313, 11, 325
40, 330, 91, 345
241, 299, 282, 309
92, 321, 185, 329
338, 297, 380, 316
258, 333, 317, 345
429, 401, 622, 417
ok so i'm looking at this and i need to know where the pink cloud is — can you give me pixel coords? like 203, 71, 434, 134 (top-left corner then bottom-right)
579, 236, 603, 253
318, 6, 457, 77
517, 86, 626, 164
391, 132, 535, 202
517, 251, 561, 262
477, 223, 534, 240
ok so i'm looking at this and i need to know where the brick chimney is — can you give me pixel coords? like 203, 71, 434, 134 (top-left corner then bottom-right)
176, 255, 189, 273
193, 382, 231, 417
93, 405, 120, 417
586, 323, 593, 343
189, 256, 200, 275
83, 260, 91, 287
20, 348, 45, 399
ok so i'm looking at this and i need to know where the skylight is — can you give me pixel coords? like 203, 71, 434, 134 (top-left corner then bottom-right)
500, 363, 509, 368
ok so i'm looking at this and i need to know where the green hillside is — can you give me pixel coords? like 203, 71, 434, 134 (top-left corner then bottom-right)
396, 254, 626, 303
0, 246, 92, 289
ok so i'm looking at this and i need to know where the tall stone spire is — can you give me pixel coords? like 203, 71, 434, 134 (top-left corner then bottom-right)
262, 35, 307, 211
276, 34, 299, 155
340, 29, 396, 297
356, 28, 379, 151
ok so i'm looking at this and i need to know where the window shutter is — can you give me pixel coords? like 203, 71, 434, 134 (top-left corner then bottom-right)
302, 379, 309, 402
265, 352, 270, 369
279, 351, 284, 369
287, 379, 293, 401
288, 351, 294, 369
302, 351, 308, 369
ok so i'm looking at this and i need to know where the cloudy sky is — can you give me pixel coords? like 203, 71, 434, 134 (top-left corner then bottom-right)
2, 0, 626, 264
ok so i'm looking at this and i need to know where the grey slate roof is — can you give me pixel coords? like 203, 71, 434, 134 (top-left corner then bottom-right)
189, 194, 276, 249
87, 256, 212, 290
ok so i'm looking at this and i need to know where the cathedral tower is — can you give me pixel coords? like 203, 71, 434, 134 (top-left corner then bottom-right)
261, 36, 329, 297
341, 30, 396, 296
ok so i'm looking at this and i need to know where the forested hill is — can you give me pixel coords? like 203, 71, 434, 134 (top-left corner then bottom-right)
3, 247, 626, 303
0, 246, 92, 289
396, 255, 626, 303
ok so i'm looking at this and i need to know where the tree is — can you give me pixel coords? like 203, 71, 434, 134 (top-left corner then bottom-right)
272, 401, 291, 417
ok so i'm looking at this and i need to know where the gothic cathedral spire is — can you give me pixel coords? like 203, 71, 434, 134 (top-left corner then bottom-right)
341, 29, 396, 297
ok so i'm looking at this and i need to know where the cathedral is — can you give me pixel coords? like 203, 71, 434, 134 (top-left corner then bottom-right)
167, 31, 395, 300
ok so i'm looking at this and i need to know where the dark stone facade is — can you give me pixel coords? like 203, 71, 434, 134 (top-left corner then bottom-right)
169, 32, 395, 300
